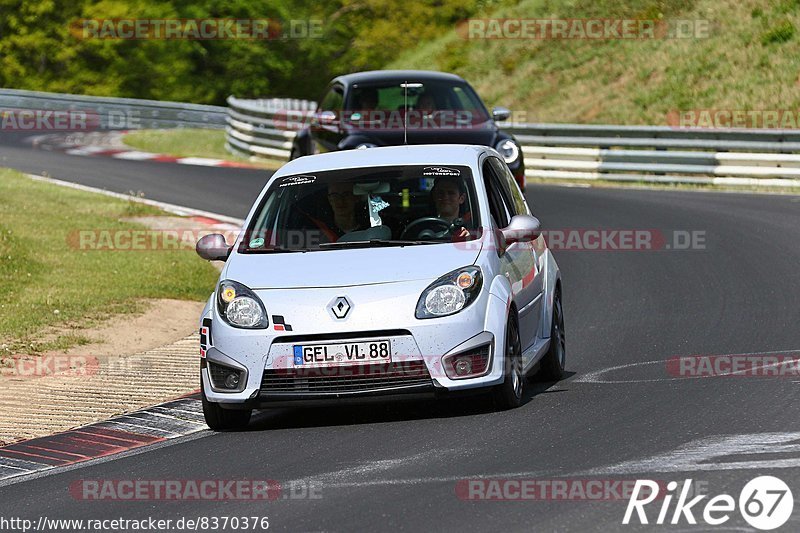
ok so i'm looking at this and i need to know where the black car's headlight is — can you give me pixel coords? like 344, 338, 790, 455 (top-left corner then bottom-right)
416, 267, 483, 319
495, 139, 520, 164
355, 142, 378, 149
216, 280, 268, 329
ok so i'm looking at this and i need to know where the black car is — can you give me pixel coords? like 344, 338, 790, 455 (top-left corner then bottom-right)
291, 70, 526, 190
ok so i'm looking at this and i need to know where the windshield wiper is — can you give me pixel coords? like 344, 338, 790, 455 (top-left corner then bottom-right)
246, 246, 310, 253
317, 239, 439, 249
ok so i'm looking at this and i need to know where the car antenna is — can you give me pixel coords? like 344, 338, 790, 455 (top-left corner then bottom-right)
403, 80, 408, 145
400, 81, 423, 146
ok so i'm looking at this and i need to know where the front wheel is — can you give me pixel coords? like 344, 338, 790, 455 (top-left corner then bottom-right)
537, 289, 566, 381
493, 316, 525, 410
202, 384, 252, 431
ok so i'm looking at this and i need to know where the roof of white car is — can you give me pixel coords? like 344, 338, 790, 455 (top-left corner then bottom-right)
275, 144, 489, 176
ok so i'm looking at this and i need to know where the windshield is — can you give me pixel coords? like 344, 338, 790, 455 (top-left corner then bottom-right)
241, 165, 481, 253
343, 80, 491, 128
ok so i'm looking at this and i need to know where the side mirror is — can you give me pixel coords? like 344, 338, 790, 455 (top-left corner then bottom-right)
492, 106, 511, 122
317, 110, 338, 125
500, 215, 541, 246
196, 233, 232, 261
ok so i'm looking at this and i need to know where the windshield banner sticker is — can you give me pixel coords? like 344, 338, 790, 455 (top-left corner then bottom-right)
422, 166, 460, 177
279, 175, 316, 187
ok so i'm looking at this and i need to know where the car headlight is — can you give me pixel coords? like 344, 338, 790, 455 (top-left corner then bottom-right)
355, 142, 378, 149
416, 266, 483, 319
216, 280, 268, 329
495, 139, 520, 164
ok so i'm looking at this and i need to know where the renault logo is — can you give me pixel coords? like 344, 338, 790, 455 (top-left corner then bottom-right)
329, 296, 352, 319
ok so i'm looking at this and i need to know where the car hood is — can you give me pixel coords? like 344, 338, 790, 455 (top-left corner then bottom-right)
223, 242, 483, 289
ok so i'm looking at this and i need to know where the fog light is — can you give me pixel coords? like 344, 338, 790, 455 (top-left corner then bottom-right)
442, 344, 492, 380
224, 372, 240, 389
208, 361, 246, 392
454, 358, 472, 376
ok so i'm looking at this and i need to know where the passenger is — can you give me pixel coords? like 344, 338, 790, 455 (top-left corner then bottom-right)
305, 182, 369, 242
416, 92, 436, 114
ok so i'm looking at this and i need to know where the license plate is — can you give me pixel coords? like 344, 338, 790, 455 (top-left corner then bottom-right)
293, 340, 391, 367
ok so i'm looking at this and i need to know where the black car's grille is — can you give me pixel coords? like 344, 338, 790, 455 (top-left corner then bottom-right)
260, 361, 433, 394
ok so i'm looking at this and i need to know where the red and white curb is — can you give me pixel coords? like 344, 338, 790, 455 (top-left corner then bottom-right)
0, 175, 245, 486
29, 132, 260, 169
0, 395, 205, 484
60, 145, 257, 168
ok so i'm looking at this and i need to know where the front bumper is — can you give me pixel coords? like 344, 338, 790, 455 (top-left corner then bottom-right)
202, 281, 511, 406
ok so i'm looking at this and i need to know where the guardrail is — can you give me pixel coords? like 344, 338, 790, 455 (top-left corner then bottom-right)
0, 88, 227, 129
225, 96, 316, 160
220, 98, 800, 187
4, 89, 799, 187
503, 123, 800, 187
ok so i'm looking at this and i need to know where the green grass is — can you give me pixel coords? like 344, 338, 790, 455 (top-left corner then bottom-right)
0, 168, 220, 355
389, 0, 800, 125
122, 128, 282, 169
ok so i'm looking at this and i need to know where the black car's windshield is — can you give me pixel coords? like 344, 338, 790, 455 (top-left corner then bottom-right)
241, 165, 481, 253
343, 80, 490, 127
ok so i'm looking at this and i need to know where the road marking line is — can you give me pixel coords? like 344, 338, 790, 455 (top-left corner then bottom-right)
584, 432, 800, 474
110, 150, 159, 160
25, 173, 245, 225
577, 348, 800, 384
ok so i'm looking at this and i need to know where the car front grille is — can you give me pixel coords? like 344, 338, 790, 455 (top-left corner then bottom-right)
260, 361, 433, 394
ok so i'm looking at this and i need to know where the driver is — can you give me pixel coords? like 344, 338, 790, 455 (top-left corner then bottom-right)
432, 176, 471, 221
431, 176, 471, 238
355, 87, 378, 111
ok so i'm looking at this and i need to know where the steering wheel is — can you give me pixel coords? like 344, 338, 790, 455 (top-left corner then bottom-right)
400, 217, 452, 240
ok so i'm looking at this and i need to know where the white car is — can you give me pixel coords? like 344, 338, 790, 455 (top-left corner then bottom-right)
196, 144, 564, 430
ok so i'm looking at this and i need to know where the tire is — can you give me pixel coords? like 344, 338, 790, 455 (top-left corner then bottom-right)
202, 384, 252, 431
492, 316, 525, 410
537, 288, 566, 381
289, 147, 299, 161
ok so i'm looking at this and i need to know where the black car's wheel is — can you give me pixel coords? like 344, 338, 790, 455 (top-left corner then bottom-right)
537, 288, 566, 381
493, 316, 525, 410
202, 384, 252, 431
289, 147, 300, 161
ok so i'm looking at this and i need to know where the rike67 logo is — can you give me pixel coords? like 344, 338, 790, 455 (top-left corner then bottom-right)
623, 476, 794, 530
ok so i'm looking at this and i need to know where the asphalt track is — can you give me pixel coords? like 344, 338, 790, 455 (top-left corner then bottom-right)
2, 132, 800, 531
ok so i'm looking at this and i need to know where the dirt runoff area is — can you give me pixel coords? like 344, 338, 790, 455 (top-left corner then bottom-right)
0, 297, 207, 445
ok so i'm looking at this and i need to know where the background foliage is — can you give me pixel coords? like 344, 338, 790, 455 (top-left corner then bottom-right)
1, 0, 798, 124
0, 0, 486, 103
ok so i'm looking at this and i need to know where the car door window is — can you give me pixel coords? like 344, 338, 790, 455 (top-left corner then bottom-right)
482, 159, 510, 228
319, 85, 343, 112
489, 157, 528, 216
